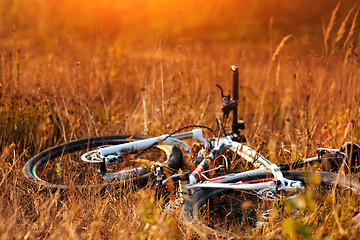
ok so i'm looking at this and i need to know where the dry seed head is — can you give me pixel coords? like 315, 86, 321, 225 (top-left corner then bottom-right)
272, 35, 292, 62
324, 2, 340, 55
343, 8, 359, 52
333, 4, 355, 53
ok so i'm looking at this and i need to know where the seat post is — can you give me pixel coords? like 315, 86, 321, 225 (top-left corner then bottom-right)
231, 65, 239, 134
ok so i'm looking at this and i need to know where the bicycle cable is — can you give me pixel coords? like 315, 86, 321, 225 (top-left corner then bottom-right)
166, 124, 216, 140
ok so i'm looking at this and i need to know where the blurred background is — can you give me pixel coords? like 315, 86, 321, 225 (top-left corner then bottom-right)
1, 0, 360, 147
1, 0, 358, 48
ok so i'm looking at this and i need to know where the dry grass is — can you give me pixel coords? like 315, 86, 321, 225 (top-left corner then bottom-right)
1, 1, 360, 239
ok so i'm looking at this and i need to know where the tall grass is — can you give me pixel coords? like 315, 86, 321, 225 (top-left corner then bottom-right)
1, 1, 360, 239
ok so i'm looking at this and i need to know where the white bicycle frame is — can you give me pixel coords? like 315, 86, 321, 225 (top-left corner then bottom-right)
81, 128, 303, 193
98, 129, 209, 156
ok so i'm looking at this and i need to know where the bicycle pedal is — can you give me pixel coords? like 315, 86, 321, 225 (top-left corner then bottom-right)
104, 154, 121, 164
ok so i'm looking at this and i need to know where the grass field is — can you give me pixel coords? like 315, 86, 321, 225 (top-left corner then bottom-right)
1, 0, 360, 239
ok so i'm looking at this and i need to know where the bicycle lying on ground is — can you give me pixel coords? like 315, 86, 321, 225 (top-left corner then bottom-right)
23, 66, 360, 237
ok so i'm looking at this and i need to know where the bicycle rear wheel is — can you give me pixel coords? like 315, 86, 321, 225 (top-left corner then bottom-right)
23, 134, 183, 190
182, 170, 359, 238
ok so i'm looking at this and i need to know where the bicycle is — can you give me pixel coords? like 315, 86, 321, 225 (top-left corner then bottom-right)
23, 66, 360, 237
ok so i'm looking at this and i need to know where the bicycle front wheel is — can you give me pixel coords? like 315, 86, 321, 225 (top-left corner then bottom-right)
23, 134, 183, 190
182, 170, 359, 238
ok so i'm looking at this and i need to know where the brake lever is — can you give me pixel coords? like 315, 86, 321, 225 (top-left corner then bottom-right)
216, 84, 231, 104
216, 84, 225, 98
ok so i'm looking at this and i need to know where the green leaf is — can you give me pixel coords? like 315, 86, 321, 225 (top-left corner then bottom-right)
56, 163, 63, 173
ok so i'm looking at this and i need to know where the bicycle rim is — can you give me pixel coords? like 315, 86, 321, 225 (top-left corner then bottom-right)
23, 134, 177, 190
182, 170, 359, 238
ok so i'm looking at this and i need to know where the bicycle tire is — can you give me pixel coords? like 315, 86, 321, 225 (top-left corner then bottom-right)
182, 170, 359, 238
23, 134, 183, 190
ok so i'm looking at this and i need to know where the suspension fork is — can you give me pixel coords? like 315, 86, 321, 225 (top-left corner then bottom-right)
228, 140, 293, 188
